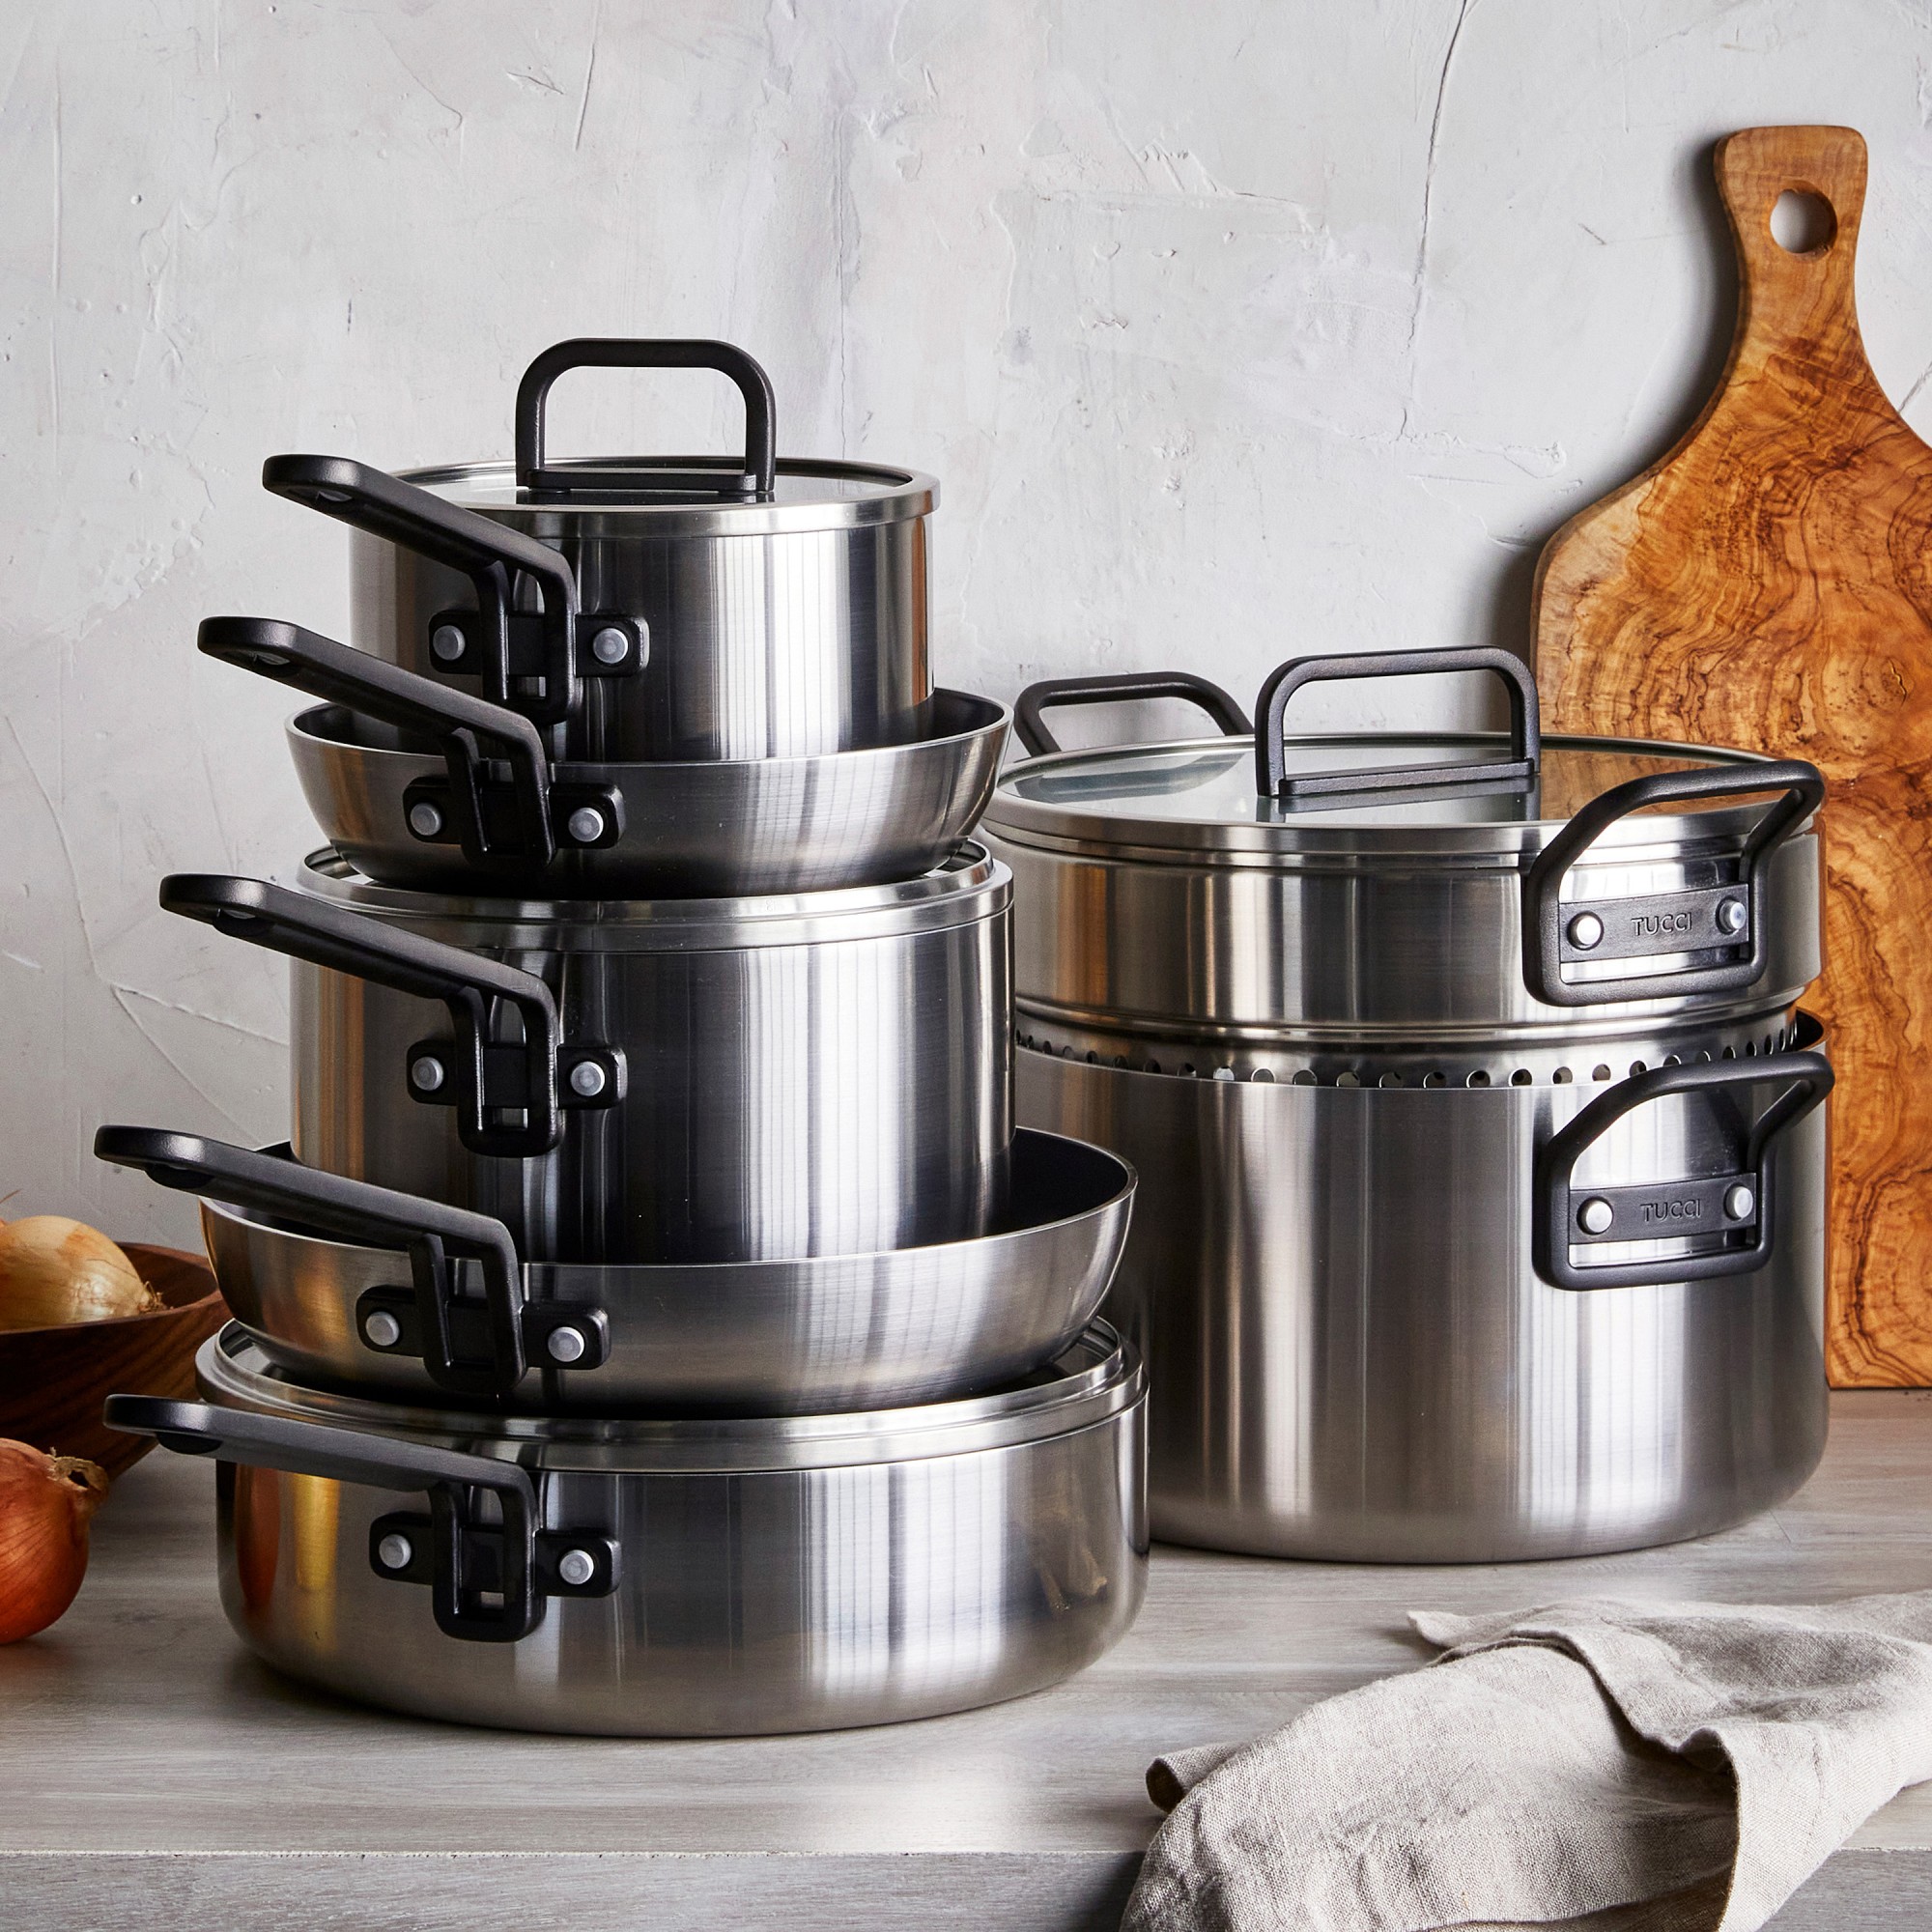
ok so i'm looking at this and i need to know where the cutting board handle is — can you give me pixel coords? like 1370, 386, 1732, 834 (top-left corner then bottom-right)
1716, 126, 1868, 361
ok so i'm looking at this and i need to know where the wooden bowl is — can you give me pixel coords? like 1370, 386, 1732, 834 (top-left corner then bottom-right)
0, 1244, 228, 1474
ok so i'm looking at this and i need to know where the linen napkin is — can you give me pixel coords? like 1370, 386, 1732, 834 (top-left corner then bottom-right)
1122, 1591, 1932, 1932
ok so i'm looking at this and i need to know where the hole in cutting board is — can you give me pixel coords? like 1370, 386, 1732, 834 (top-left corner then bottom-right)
1770, 190, 1835, 255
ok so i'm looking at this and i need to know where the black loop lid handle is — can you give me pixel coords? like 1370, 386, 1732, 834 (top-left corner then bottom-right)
514, 339, 778, 497
1253, 648, 1540, 802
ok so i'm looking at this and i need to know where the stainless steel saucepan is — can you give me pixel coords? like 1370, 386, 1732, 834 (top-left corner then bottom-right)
200, 617, 1006, 897
95, 1126, 1132, 1412
104, 1321, 1148, 1736
261, 338, 936, 763
159, 851, 1012, 1265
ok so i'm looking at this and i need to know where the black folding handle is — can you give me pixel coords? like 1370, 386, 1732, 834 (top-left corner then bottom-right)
103, 1397, 616, 1642
1521, 760, 1825, 1008
1012, 672, 1252, 757
199, 616, 565, 869
159, 874, 567, 1158
263, 453, 587, 725
1531, 1049, 1833, 1292
514, 338, 778, 498
1254, 648, 1540, 802
94, 1126, 531, 1398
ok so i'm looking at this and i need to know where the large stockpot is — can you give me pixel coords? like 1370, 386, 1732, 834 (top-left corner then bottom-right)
104, 1321, 1147, 1737
262, 339, 934, 763
94, 1126, 1132, 1414
986, 653, 1833, 1561
161, 849, 1012, 1266
199, 616, 1006, 899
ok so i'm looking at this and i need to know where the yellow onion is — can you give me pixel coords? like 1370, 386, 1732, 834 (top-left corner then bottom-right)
0, 1216, 157, 1330
0, 1439, 108, 1641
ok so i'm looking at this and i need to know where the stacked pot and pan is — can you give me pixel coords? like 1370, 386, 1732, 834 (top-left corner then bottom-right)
984, 649, 1833, 1564
98, 340, 1147, 1737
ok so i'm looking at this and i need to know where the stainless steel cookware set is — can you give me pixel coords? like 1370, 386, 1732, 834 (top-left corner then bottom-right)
987, 650, 1833, 1562
99, 339, 1147, 1735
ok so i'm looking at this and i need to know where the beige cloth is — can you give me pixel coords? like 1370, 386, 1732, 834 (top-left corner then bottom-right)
1123, 1592, 1932, 1932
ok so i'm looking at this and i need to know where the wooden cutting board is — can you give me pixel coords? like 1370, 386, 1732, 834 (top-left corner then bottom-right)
1533, 125, 1932, 1388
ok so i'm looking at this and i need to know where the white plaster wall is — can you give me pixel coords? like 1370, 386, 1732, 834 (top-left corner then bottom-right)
4, 0, 1931, 1242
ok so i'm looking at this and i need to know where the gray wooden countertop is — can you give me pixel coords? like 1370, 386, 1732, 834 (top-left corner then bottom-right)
4, 1390, 1930, 1931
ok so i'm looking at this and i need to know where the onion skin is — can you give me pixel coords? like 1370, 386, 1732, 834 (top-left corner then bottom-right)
0, 1216, 158, 1330
0, 1439, 108, 1642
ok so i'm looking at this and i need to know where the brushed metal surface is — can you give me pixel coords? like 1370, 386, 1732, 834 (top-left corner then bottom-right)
351, 458, 935, 763
288, 847, 1013, 1264
195, 1323, 1148, 1736
286, 688, 1007, 897
1017, 1021, 1829, 1562
983, 733, 1821, 1039
205, 1127, 1132, 1414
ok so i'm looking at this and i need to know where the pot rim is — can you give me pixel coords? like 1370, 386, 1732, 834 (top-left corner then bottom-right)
289, 840, 1011, 949
195, 1320, 1144, 1472
987, 730, 1813, 867
399, 455, 936, 539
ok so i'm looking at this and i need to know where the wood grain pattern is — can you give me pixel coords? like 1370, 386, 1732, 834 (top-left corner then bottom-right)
0, 1244, 225, 1471
1532, 126, 1932, 1387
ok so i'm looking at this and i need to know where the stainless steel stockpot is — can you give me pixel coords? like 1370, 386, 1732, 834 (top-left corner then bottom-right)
1021, 1012, 1832, 1561
991, 654, 1833, 1561
263, 339, 934, 763
161, 847, 1012, 1265
199, 616, 1005, 899
94, 1125, 1132, 1414
104, 1322, 1147, 1737
988, 653, 1823, 1040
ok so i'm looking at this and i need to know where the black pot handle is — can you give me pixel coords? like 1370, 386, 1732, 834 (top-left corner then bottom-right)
514, 338, 778, 498
1012, 673, 1252, 757
158, 874, 585, 1159
1254, 648, 1539, 801
1531, 1048, 1833, 1291
200, 617, 567, 870
94, 1126, 532, 1397
262, 453, 584, 726
1521, 760, 1826, 1008
102, 1396, 616, 1642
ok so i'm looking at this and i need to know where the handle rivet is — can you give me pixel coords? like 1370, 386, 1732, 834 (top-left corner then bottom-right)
590, 626, 630, 667
362, 1310, 404, 1349
545, 1324, 588, 1364
1724, 1183, 1756, 1221
430, 622, 468, 666
1716, 896, 1747, 936
1567, 912, 1605, 952
411, 1054, 447, 1094
1577, 1196, 1615, 1236
376, 1532, 414, 1573
557, 1548, 596, 1588
565, 806, 608, 845
568, 1059, 608, 1099
407, 801, 445, 839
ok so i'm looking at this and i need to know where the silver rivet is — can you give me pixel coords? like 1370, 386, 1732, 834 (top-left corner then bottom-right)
1724, 1183, 1756, 1221
545, 1324, 587, 1364
556, 1548, 596, 1587
590, 626, 630, 666
362, 1309, 404, 1349
1567, 912, 1605, 952
568, 1059, 608, 1099
1716, 896, 1747, 935
411, 1054, 446, 1093
565, 805, 607, 845
430, 622, 467, 665
376, 1532, 413, 1572
1577, 1196, 1614, 1236
407, 800, 445, 839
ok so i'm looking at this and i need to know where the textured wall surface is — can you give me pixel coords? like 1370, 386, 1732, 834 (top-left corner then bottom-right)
4, 0, 1932, 1240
